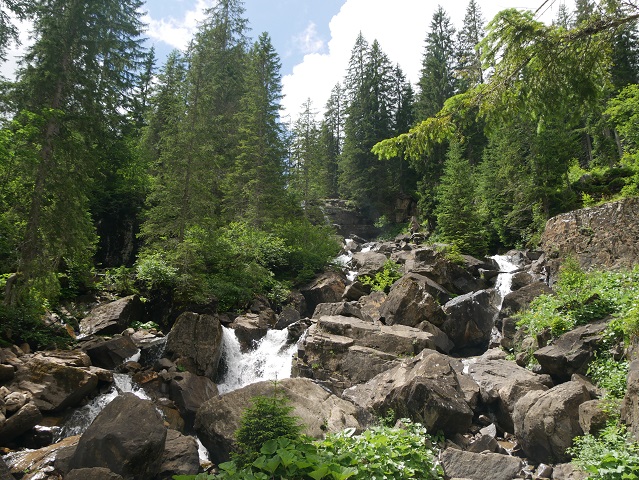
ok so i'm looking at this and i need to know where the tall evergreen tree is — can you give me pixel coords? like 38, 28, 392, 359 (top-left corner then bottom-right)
9, 0, 145, 298
456, 0, 485, 92
319, 83, 346, 198
290, 99, 323, 206
0, 0, 32, 62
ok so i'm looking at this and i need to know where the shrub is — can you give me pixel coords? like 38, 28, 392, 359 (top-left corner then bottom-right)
135, 252, 178, 290
359, 259, 402, 293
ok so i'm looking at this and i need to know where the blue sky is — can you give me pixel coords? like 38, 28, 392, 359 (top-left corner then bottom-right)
3, 0, 572, 120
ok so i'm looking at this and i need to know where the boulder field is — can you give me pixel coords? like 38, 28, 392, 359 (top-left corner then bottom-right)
1, 197, 638, 479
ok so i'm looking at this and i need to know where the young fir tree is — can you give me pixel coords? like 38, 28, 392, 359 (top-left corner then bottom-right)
290, 99, 324, 207
9, 0, 145, 301
319, 83, 346, 198
435, 141, 487, 255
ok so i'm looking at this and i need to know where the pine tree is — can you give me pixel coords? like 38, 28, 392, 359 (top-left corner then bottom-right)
319, 83, 346, 198
0, 0, 32, 62
10, 0, 145, 299
456, 0, 485, 93
290, 99, 323, 206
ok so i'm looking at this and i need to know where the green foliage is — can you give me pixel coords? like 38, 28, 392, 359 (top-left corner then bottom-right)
135, 252, 178, 290
569, 423, 639, 480
233, 386, 303, 467
359, 260, 402, 292
587, 355, 629, 400
98, 267, 137, 296
0, 299, 71, 350
185, 419, 444, 480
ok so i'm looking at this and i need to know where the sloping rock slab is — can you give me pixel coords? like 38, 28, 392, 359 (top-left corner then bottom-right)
194, 378, 367, 465
440, 448, 522, 480
513, 381, 590, 464
80, 295, 143, 336
343, 350, 475, 436
69, 393, 167, 479
165, 312, 223, 380
533, 321, 608, 381
441, 290, 497, 351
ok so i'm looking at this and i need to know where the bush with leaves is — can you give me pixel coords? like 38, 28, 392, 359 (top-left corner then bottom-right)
359, 259, 402, 293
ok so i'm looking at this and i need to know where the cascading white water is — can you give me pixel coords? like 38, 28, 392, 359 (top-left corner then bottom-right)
491, 254, 521, 309
216, 327, 298, 395
55, 373, 150, 441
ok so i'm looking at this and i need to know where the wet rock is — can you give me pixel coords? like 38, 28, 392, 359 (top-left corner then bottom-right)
0, 401, 42, 444
0, 457, 11, 480
81, 335, 139, 370
157, 429, 200, 479
195, 377, 366, 464
441, 290, 497, 352
510, 271, 535, 290
4, 434, 79, 478
378, 273, 448, 328
274, 306, 301, 329
0, 364, 14, 382
69, 392, 167, 479
343, 350, 475, 436
300, 271, 347, 317
440, 448, 522, 480
230, 313, 268, 351
534, 321, 609, 381
165, 312, 223, 380
513, 381, 590, 464
79, 295, 144, 336
169, 371, 218, 427
8, 355, 99, 412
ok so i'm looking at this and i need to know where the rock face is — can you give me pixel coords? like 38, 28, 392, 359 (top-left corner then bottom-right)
440, 448, 522, 480
164, 312, 223, 380
293, 315, 452, 393
195, 378, 366, 464
81, 335, 139, 370
69, 393, 167, 479
80, 295, 144, 336
157, 429, 200, 480
168, 371, 218, 426
441, 290, 497, 352
623, 360, 639, 441
351, 251, 388, 277
513, 381, 590, 464
321, 198, 379, 239
540, 197, 639, 275
534, 321, 609, 381
343, 350, 476, 436
500, 282, 553, 318
300, 271, 347, 317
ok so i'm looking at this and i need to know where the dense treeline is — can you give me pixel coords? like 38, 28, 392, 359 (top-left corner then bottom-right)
1, 0, 639, 336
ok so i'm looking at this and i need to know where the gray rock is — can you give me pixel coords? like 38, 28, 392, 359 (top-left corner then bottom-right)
500, 282, 553, 318
66, 468, 124, 480
301, 271, 347, 317
357, 290, 387, 323
440, 448, 522, 480
169, 371, 218, 427
343, 350, 475, 436
534, 321, 609, 381
351, 251, 388, 277
510, 271, 535, 290
230, 313, 268, 351
312, 302, 365, 320
165, 312, 223, 380
404, 247, 484, 294
622, 359, 639, 441
342, 281, 371, 301
274, 306, 301, 329
79, 295, 143, 336
378, 273, 448, 328
69, 393, 167, 480
0, 401, 42, 444
81, 335, 139, 370
579, 399, 611, 435
513, 381, 590, 463
0, 456, 11, 480
157, 430, 200, 479
552, 463, 588, 479
441, 290, 497, 351
195, 377, 366, 464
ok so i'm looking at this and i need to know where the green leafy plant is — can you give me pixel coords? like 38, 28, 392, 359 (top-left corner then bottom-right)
359, 259, 402, 293
587, 355, 629, 400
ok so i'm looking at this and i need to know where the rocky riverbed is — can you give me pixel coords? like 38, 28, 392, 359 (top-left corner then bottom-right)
1, 198, 638, 480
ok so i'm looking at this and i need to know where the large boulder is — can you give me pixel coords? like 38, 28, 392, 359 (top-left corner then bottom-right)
168, 371, 219, 427
534, 321, 609, 381
441, 290, 497, 352
513, 381, 590, 464
230, 313, 269, 351
465, 350, 552, 432
0, 401, 42, 444
440, 448, 522, 480
8, 353, 98, 412
378, 273, 448, 328
164, 312, 223, 380
194, 377, 367, 465
404, 247, 484, 294
300, 271, 347, 317
157, 429, 200, 479
351, 251, 388, 277
343, 350, 476, 436
69, 392, 167, 480
81, 335, 139, 370
79, 295, 144, 336
3, 434, 79, 479
540, 197, 639, 275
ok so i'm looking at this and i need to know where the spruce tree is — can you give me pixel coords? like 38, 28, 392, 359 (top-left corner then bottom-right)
456, 0, 485, 92
320, 83, 346, 198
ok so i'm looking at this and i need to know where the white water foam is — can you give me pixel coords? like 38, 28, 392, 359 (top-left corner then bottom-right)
491, 254, 521, 309
216, 327, 298, 395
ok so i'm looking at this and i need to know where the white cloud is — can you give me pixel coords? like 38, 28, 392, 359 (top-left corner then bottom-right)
0, 17, 32, 81
281, 0, 572, 121
293, 22, 325, 55
144, 0, 210, 51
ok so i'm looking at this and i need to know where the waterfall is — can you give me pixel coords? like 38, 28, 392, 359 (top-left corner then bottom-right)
216, 327, 298, 395
55, 373, 150, 441
491, 254, 521, 309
